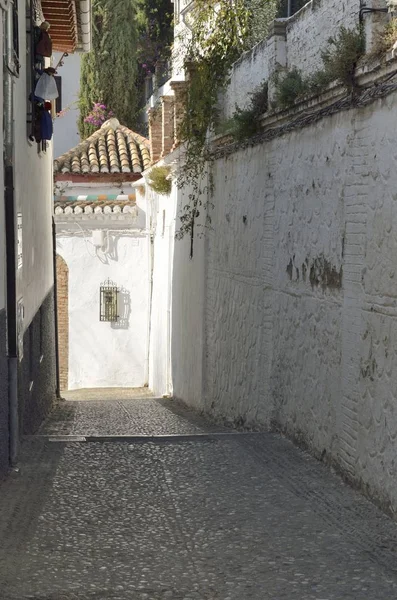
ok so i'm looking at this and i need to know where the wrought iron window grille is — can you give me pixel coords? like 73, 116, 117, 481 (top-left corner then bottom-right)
100, 279, 119, 322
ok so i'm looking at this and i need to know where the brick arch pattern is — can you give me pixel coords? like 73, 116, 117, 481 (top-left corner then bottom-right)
56, 254, 69, 390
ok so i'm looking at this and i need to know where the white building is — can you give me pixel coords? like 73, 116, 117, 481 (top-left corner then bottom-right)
54, 118, 152, 390
0, 0, 91, 477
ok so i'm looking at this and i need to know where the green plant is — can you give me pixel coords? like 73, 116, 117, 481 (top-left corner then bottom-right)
273, 67, 308, 109
273, 26, 365, 110
79, 0, 140, 138
175, 0, 253, 253
222, 81, 268, 141
371, 17, 397, 57
247, 0, 280, 47
321, 26, 365, 90
147, 166, 172, 195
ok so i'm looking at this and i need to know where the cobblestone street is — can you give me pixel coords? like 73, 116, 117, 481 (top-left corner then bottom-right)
1, 392, 397, 599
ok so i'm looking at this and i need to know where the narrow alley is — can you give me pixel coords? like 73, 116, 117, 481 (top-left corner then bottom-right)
0, 392, 397, 600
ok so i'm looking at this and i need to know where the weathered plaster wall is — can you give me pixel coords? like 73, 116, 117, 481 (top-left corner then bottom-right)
0, 14, 8, 477
171, 190, 206, 409
0, 309, 8, 478
56, 227, 149, 389
148, 186, 175, 397
222, 38, 271, 119
222, 0, 362, 119
147, 0, 397, 513
148, 174, 206, 405
199, 90, 397, 514
0, 17, 5, 314
285, 0, 358, 75
56, 255, 69, 390
14, 5, 54, 330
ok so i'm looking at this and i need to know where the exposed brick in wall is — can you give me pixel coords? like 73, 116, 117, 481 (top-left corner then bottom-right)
148, 107, 162, 164
170, 81, 188, 149
161, 96, 175, 158
56, 255, 69, 391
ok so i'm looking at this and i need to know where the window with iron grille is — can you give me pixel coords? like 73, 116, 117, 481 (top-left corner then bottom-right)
100, 280, 119, 322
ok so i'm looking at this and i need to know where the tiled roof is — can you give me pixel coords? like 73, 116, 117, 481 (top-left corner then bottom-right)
54, 198, 137, 216
54, 118, 151, 175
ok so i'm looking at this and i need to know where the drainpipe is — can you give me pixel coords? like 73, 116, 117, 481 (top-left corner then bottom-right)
166, 218, 173, 397
144, 226, 153, 387
52, 218, 61, 399
79, 0, 92, 52
4, 2, 19, 465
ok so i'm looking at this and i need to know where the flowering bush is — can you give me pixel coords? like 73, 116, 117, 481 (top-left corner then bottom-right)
84, 102, 114, 128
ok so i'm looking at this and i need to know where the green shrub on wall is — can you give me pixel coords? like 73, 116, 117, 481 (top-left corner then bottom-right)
272, 26, 365, 110
222, 81, 269, 140
147, 166, 172, 196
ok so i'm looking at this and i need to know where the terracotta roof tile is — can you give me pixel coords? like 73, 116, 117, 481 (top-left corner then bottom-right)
54, 118, 151, 175
54, 197, 137, 216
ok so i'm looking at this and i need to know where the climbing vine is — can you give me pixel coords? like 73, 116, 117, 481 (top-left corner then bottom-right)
175, 0, 253, 253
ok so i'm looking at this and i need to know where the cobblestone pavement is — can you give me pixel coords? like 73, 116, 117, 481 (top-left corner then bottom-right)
1, 394, 397, 599
39, 390, 227, 436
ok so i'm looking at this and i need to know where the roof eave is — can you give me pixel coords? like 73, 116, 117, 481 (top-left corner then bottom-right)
42, 0, 92, 54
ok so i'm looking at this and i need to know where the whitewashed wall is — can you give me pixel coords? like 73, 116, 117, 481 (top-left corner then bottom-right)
192, 90, 397, 513
285, 0, 358, 75
13, 5, 54, 330
53, 52, 82, 157
0, 17, 5, 312
147, 186, 175, 396
171, 189, 206, 409
146, 0, 397, 511
56, 225, 150, 389
148, 172, 207, 405
222, 0, 365, 119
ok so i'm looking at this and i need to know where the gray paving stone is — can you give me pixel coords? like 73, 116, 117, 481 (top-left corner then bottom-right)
1, 397, 397, 599
39, 393, 226, 436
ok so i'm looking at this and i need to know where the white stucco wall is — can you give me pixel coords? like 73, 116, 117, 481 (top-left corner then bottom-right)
146, 0, 397, 511
148, 171, 207, 405
0, 16, 5, 311
175, 89, 396, 513
14, 5, 54, 329
222, 0, 364, 119
53, 52, 81, 157
285, 0, 358, 75
56, 223, 150, 389
148, 186, 176, 397
222, 38, 272, 119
